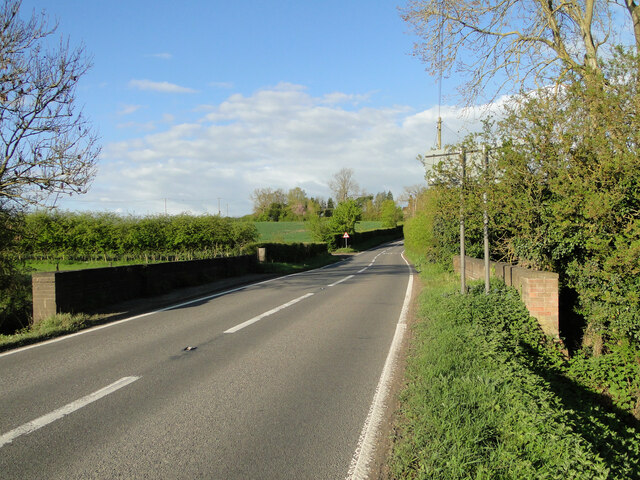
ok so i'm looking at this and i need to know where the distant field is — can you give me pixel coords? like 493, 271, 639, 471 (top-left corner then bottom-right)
255, 222, 312, 243
356, 221, 384, 232
255, 221, 384, 243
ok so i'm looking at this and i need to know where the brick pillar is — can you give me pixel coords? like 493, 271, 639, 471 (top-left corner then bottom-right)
32, 272, 57, 324
520, 275, 559, 338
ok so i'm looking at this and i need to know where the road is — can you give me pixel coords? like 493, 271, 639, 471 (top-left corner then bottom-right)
0, 241, 413, 479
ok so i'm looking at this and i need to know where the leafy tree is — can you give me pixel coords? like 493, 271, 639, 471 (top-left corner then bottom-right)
306, 213, 333, 244
325, 197, 335, 217
286, 187, 308, 220
380, 199, 402, 228
330, 199, 362, 235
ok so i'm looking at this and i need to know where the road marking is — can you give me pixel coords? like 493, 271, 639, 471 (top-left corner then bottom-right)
346, 250, 413, 480
328, 275, 354, 287
0, 376, 140, 448
224, 293, 314, 334
0, 261, 354, 359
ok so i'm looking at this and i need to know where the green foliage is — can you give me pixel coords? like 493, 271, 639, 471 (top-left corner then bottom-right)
403, 187, 467, 266
0, 312, 96, 351
306, 215, 336, 247
251, 186, 328, 221
380, 199, 402, 228
17, 211, 259, 262
409, 49, 640, 416
329, 199, 362, 234
389, 265, 640, 479
0, 209, 31, 334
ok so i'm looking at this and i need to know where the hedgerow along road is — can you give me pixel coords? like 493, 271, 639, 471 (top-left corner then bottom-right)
0, 241, 413, 479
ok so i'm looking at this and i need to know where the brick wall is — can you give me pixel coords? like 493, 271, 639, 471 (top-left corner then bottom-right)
32, 255, 257, 323
453, 255, 559, 338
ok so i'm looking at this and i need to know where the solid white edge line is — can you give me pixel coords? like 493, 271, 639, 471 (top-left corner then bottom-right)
224, 293, 314, 334
346, 250, 413, 480
0, 376, 140, 448
328, 274, 354, 287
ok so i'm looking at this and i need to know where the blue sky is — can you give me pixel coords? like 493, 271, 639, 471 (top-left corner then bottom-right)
20, 0, 484, 216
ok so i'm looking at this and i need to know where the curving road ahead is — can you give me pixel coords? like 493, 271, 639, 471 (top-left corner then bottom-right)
0, 241, 413, 479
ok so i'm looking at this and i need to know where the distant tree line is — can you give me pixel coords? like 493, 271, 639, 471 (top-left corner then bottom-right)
250, 168, 403, 227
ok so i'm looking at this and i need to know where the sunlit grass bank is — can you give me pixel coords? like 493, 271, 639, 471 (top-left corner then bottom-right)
388, 260, 640, 479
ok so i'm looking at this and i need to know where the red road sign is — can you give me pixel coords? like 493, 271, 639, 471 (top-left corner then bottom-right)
343, 232, 350, 238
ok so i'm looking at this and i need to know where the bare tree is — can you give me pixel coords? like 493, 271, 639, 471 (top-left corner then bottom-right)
0, 0, 100, 209
399, 184, 427, 217
250, 187, 286, 216
329, 168, 360, 204
400, 0, 639, 104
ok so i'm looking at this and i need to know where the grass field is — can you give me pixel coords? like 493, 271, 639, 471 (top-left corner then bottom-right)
255, 222, 312, 243
255, 220, 384, 243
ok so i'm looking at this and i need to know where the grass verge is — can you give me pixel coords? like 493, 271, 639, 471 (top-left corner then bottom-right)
388, 260, 640, 479
0, 313, 93, 351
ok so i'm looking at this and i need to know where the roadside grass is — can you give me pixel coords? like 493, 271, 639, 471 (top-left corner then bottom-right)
0, 313, 94, 351
389, 260, 640, 479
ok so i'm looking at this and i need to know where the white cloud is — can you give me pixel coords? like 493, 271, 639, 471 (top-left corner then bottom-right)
117, 104, 143, 116
67, 84, 492, 216
129, 79, 198, 94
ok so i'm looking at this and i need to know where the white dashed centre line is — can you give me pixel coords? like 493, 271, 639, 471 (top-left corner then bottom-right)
0, 376, 140, 448
224, 293, 315, 333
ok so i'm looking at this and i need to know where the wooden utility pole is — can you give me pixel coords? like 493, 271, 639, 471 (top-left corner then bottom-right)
459, 149, 466, 295
483, 145, 490, 294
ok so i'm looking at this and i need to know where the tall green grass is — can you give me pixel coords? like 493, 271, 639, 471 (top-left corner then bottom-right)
389, 261, 640, 479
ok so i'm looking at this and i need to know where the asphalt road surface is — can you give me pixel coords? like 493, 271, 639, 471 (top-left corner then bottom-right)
0, 241, 413, 479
